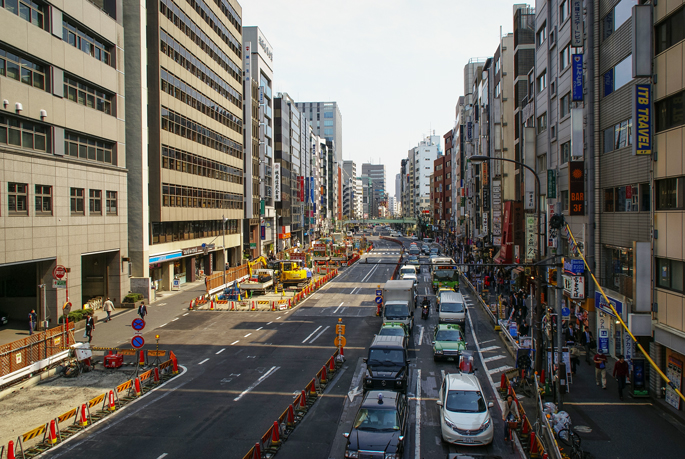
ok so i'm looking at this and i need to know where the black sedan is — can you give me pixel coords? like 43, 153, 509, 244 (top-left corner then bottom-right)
343, 390, 408, 458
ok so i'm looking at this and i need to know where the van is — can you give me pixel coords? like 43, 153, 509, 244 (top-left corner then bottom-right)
398, 265, 418, 278
438, 290, 466, 325
363, 335, 409, 393
408, 246, 420, 256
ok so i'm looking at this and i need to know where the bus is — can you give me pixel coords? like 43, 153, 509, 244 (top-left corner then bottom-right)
430, 257, 459, 292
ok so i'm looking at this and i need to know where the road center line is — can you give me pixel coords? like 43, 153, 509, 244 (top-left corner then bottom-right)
309, 325, 330, 344
233, 366, 279, 402
256, 326, 263, 331
276, 316, 282, 320
244, 333, 252, 338
266, 322, 273, 325
216, 348, 225, 355
418, 326, 424, 346
156, 454, 168, 459
231, 340, 239, 345
198, 358, 209, 365
183, 313, 189, 316
414, 368, 421, 459
333, 302, 344, 314
302, 326, 322, 343
172, 318, 179, 321
159, 323, 167, 328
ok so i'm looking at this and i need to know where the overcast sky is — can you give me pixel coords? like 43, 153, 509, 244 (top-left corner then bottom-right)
243, 0, 521, 197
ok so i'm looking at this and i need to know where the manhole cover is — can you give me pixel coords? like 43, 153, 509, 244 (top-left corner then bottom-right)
574, 425, 592, 433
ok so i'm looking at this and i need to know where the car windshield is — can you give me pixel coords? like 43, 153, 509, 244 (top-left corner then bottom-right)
380, 328, 405, 337
441, 302, 465, 313
400, 268, 415, 275
353, 408, 400, 431
445, 390, 487, 413
385, 304, 409, 319
436, 329, 462, 341
368, 349, 405, 366
431, 248, 439, 253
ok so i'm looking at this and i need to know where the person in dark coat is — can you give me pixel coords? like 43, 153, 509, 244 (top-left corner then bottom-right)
138, 302, 148, 321
613, 354, 630, 400
29, 310, 38, 335
85, 313, 95, 343
580, 326, 594, 364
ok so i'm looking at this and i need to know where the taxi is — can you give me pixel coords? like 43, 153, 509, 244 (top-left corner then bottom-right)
378, 322, 409, 348
432, 324, 466, 362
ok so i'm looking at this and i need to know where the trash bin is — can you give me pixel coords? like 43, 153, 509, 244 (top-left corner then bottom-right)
631, 357, 649, 397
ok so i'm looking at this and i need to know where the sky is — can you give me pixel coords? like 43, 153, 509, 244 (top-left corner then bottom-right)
243, 0, 522, 197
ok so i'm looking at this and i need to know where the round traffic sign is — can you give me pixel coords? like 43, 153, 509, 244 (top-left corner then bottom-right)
53, 265, 67, 280
561, 307, 571, 318
375, 296, 383, 304
131, 318, 146, 331
334, 336, 347, 347
131, 336, 145, 349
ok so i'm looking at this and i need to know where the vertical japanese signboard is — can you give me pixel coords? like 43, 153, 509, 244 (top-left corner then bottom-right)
274, 163, 281, 202
572, 54, 583, 101
569, 161, 585, 216
571, 0, 583, 47
525, 215, 537, 262
633, 84, 652, 155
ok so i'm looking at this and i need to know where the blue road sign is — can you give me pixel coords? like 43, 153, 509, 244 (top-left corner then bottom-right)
131, 336, 145, 349
375, 289, 383, 297
561, 307, 571, 318
131, 318, 146, 331
375, 296, 383, 304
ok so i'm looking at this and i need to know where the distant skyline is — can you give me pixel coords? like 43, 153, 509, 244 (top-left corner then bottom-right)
243, 0, 520, 196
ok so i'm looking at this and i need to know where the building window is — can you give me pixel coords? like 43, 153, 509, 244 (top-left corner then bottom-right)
89, 189, 102, 215
62, 18, 113, 66
602, 118, 633, 153
106, 190, 117, 215
560, 92, 571, 118
603, 55, 633, 97
162, 145, 243, 184
536, 154, 547, 172
0, 115, 50, 152
161, 107, 242, 159
537, 112, 547, 134
656, 7, 685, 54
8, 182, 28, 214
324, 111, 334, 118
70, 188, 84, 214
65, 132, 117, 165
605, 184, 646, 212
64, 75, 113, 115
640, 182, 651, 212
602, 0, 639, 42
324, 128, 333, 136
657, 258, 685, 292
604, 188, 615, 212
537, 70, 547, 93
656, 90, 685, 132
561, 190, 569, 211
655, 177, 684, 210
2, 0, 47, 30
537, 23, 547, 47
495, 81, 501, 97
34, 184, 51, 215
323, 120, 333, 126
560, 0, 570, 23
560, 45, 571, 71
0, 46, 47, 90
560, 141, 570, 164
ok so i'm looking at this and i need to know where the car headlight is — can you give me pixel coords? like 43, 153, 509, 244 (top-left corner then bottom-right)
444, 416, 457, 430
435, 349, 443, 354
480, 418, 491, 430
345, 450, 359, 459
365, 378, 372, 385
384, 454, 400, 459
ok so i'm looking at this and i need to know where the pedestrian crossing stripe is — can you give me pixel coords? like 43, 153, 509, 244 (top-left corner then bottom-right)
482, 355, 506, 363
488, 365, 513, 375
480, 345, 500, 352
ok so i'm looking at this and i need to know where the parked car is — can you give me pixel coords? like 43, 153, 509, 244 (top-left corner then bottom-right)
343, 390, 409, 459
437, 372, 494, 445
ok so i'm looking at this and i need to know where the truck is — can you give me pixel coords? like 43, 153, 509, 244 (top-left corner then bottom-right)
240, 269, 274, 295
382, 280, 417, 335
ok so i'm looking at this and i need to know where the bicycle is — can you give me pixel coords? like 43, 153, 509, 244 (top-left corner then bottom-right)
556, 427, 586, 459
504, 417, 519, 453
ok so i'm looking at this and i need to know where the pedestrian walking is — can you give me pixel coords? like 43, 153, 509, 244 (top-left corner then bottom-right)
594, 350, 608, 389
138, 302, 148, 321
85, 313, 94, 344
564, 322, 576, 343
581, 326, 594, 364
570, 345, 581, 374
613, 354, 630, 400
103, 297, 114, 322
29, 309, 38, 335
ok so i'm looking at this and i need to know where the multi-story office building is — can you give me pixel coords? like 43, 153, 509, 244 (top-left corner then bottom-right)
125, 0, 244, 295
0, 0, 129, 324
407, 135, 442, 219
296, 101, 342, 163
243, 26, 275, 257
361, 163, 386, 218
273, 93, 298, 249
342, 160, 356, 220
243, 77, 260, 259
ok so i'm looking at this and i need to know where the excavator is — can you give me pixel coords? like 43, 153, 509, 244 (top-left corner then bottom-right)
267, 258, 310, 290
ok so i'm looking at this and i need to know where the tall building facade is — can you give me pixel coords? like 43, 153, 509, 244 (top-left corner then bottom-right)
0, 0, 129, 323
361, 163, 386, 218
126, 0, 244, 295
408, 135, 442, 219
296, 101, 342, 163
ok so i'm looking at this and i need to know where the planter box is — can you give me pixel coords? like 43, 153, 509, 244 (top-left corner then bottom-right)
120, 299, 145, 310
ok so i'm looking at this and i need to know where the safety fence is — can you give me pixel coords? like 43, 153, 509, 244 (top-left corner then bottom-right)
0, 323, 73, 378
242, 349, 344, 459
190, 270, 339, 312
1, 353, 181, 459
205, 264, 250, 293
499, 372, 549, 458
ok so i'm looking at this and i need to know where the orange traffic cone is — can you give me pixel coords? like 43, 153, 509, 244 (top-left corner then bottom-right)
139, 350, 146, 366
321, 364, 327, 383
7, 440, 15, 459
154, 367, 160, 384
79, 404, 88, 426
299, 390, 307, 409
48, 420, 57, 444
252, 442, 261, 459
134, 377, 142, 396
189, 299, 193, 310
108, 390, 116, 411
287, 404, 295, 426
329, 357, 336, 373
210, 300, 214, 310
271, 421, 281, 446
500, 373, 507, 389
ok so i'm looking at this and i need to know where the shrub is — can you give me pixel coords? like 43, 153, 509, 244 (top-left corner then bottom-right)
122, 293, 143, 303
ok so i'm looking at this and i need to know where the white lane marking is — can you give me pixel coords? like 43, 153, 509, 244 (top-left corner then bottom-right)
244, 333, 252, 338
441, 369, 445, 383
424, 287, 428, 295
256, 327, 263, 331
333, 302, 345, 314
159, 323, 167, 328
277, 317, 282, 320
172, 318, 179, 321
488, 365, 513, 375
302, 326, 322, 343
266, 322, 273, 325
198, 358, 209, 365
479, 339, 496, 345
361, 263, 380, 282
156, 454, 168, 459
482, 355, 506, 363
418, 326, 424, 346
309, 325, 330, 343
183, 313, 189, 316
480, 345, 500, 352
415, 368, 421, 459
216, 348, 225, 355
233, 366, 280, 402
231, 340, 239, 345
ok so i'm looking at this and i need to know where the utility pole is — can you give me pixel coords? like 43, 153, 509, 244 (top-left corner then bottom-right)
222, 215, 227, 288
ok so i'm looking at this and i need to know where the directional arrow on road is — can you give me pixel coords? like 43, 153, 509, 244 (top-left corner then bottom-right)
347, 387, 362, 402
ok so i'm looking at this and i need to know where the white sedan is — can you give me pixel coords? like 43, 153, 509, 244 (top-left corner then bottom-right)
437, 372, 494, 445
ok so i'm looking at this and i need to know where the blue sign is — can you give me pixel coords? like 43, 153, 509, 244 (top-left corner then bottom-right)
572, 54, 584, 101
131, 335, 145, 349
149, 251, 183, 264
376, 289, 383, 297
310, 177, 315, 203
595, 291, 623, 318
598, 328, 609, 354
603, 67, 614, 97
563, 258, 585, 275
375, 296, 383, 304
634, 84, 652, 155
131, 318, 146, 331
466, 122, 473, 141
561, 307, 571, 319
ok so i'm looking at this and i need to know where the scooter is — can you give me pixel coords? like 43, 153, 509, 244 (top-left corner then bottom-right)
421, 301, 429, 320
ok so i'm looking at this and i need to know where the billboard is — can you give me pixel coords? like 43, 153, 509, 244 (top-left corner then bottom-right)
569, 161, 585, 215
633, 84, 652, 155
274, 163, 281, 202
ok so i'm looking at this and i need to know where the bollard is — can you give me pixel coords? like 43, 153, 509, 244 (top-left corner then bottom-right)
108, 390, 116, 411
321, 364, 327, 383
500, 373, 507, 389
172, 357, 179, 374
299, 390, 307, 409
252, 442, 261, 459
271, 420, 281, 446
154, 367, 160, 383
272, 301, 276, 311
287, 404, 295, 426
48, 419, 57, 444
189, 299, 194, 310
139, 350, 146, 366
80, 404, 88, 426
530, 431, 538, 454
210, 300, 214, 310
134, 377, 142, 396
7, 440, 14, 459
288, 299, 291, 309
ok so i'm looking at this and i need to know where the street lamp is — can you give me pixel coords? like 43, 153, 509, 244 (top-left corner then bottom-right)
468, 154, 543, 373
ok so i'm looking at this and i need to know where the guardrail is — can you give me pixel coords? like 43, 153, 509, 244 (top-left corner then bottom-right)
0, 323, 73, 379
241, 350, 343, 459
205, 264, 250, 293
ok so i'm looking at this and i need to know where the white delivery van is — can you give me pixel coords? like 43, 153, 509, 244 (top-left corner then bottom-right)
438, 290, 466, 325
